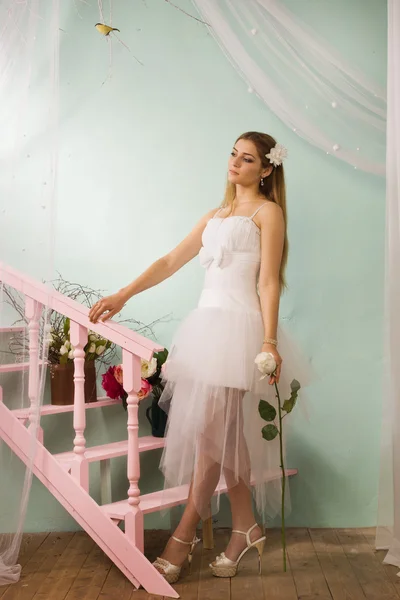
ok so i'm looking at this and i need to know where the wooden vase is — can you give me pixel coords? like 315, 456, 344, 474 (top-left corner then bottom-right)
50, 360, 97, 405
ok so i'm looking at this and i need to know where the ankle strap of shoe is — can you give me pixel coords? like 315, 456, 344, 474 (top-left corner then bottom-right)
171, 535, 199, 546
232, 523, 259, 546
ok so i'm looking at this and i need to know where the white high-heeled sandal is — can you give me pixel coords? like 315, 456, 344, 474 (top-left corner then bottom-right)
209, 523, 266, 578
153, 534, 201, 584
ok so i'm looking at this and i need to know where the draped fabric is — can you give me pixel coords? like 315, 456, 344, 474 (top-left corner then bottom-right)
193, 0, 386, 175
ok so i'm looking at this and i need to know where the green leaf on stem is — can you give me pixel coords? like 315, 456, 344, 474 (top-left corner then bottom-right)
291, 379, 301, 393
282, 379, 301, 414
155, 349, 168, 366
282, 395, 296, 414
262, 424, 279, 441
258, 399, 276, 422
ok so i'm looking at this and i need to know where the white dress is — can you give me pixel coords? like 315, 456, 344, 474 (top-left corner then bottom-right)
158, 203, 313, 522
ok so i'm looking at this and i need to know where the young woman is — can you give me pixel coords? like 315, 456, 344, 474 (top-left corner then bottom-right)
89, 131, 311, 584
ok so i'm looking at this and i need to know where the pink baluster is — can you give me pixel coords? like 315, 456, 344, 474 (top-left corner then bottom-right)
25, 297, 44, 444
69, 321, 89, 491
122, 349, 144, 552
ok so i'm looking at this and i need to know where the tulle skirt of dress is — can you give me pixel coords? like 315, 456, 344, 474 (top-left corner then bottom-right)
158, 305, 313, 523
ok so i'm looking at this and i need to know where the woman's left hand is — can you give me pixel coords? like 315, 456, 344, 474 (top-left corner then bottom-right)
262, 343, 282, 385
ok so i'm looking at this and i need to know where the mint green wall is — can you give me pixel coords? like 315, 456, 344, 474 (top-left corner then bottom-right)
0, 0, 387, 530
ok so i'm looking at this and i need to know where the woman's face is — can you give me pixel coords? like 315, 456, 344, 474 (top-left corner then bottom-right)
228, 138, 268, 186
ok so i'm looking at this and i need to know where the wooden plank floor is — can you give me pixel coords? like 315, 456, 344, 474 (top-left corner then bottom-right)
0, 528, 398, 599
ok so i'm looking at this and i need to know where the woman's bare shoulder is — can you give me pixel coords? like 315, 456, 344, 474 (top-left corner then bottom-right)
256, 200, 284, 232
199, 207, 222, 223
209, 207, 222, 217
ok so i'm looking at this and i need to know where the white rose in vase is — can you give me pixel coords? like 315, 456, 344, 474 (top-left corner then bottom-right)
141, 357, 157, 379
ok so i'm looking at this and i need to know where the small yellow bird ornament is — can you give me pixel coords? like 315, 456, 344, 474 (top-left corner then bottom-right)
95, 23, 120, 36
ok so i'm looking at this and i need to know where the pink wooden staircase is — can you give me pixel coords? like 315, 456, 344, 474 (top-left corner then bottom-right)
0, 263, 298, 598
0, 263, 180, 598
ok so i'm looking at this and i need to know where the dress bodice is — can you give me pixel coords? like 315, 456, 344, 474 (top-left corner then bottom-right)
199, 216, 261, 270
198, 206, 267, 313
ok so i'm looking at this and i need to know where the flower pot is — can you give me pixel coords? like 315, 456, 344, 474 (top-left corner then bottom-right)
145, 394, 168, 437
50, 361, 97, 405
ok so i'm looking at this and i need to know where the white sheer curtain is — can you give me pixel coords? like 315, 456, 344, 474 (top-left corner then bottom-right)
192, 0, 386, 176
0, 0, 58, 585
375, 0, 400, 569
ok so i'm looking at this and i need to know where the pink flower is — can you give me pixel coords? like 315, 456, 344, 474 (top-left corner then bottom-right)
102, 365, 152, 402
138, 378, 152, 399
114, 364, 123, 385
102, 366, 125, 400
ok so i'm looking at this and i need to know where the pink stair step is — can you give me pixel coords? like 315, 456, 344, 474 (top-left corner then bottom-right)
54, 435, 166, 467
0, 326, 25, 333
0, 392, 176, 597
12, 397, 122, 418
101, 468, 298, 519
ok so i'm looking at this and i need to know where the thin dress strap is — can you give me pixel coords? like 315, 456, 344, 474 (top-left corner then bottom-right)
213, 207, 223, 219
249, 202, 269, 220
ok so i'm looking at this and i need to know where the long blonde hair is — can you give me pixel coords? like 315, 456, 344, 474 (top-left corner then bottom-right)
222, 131, 289, 294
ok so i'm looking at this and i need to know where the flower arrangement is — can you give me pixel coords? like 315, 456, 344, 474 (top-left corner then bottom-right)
255, 351, 301, 572
48, 317, 112, 365
102, 348, 168, 410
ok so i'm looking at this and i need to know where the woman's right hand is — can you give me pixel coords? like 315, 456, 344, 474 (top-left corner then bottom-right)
89, 291, 127, 324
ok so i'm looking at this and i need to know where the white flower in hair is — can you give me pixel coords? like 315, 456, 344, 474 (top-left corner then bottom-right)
265, 143, 288, 167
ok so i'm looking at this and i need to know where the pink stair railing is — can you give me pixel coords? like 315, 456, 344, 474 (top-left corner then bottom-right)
0, 263, 180, 598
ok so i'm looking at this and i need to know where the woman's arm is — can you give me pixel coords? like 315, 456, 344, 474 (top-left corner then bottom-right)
119, 208, 217, 301
89, 208, 219, 323
257, 202, 285, 383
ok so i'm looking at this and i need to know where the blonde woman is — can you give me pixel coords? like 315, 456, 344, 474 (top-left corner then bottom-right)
89, 131, 311, 584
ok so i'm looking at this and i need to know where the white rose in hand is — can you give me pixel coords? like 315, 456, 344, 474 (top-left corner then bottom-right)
255, 352, 277, 380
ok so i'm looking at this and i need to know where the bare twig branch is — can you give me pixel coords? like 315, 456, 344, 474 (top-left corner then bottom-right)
1, 275, 168, 366
164, 0, 210, 26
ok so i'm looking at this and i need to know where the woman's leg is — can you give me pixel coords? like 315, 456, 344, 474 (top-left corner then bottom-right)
223, 474, 263, 560
222, 390, 263, 561
158, 387, 262, 567
159, 440, 221, 565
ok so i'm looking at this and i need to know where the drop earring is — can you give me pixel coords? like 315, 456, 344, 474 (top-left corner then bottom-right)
260, 178, 264, 186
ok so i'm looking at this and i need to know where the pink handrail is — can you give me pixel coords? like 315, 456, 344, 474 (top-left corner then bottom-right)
0, 262, 163, 360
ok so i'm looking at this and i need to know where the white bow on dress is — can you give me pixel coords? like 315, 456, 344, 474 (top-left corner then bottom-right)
199, 246, 224, 269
